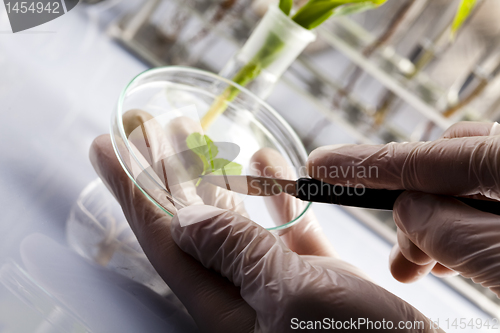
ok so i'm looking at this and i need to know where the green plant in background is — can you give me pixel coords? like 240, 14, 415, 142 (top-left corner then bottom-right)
279, 0, 293, 16
186, 133, 242, 185
200, 0, 388, 129
451, 0, 478, 40
292, 0, 386, 29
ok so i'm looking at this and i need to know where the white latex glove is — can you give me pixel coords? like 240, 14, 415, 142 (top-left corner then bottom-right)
308, 121, 500, 296
89, 112, 443, 332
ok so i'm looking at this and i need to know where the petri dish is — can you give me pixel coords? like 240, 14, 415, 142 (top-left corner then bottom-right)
110, 66, 311, 233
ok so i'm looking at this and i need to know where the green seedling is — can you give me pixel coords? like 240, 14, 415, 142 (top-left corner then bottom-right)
186, 132, 243, 185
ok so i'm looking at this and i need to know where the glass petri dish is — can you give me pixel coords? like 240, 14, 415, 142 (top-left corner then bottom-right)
110, 66, 311, 233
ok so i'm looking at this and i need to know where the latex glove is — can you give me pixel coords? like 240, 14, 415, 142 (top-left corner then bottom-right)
308, 121, 500, 296
90, 124, 442, 332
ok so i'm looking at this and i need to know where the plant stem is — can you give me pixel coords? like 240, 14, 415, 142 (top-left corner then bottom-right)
196, 171, 205, 186
201, 32, 285, 130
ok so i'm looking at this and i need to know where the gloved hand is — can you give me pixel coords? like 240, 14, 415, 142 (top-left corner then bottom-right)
308, 121, 500, 296
89, 112, 443, 332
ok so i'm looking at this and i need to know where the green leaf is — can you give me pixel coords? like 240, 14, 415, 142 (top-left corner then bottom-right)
301, 8, 336, 30
186, 132, 207, 169
186, 133, 219, 170
292, 0, 386, 30
209, 159, 243, 176
451, 0, 477, 39
186, 133, 243, 180
186, 132, 205, 156
292, 1, 348, 29
279, 0, 293, 16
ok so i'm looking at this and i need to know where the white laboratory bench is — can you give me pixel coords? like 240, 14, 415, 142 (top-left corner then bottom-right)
0, 3, 494, 332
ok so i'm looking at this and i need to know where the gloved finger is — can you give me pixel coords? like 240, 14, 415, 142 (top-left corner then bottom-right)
391, 228, 437, 284
90, 135, 256, 333
431, 263, 459, 278
123, 110, 169, 187
441, 121, 498, 202
441, 121, 494, 139
394, 191, 500, 296
250, 148, 337, 257
391, 252, 459, 282
396, 228, 432, 265
388, 244, 436, 283
122, 110, 202, 208
165, 117, 248, 216
163, 116, 205, 184
307, 134, 500, 200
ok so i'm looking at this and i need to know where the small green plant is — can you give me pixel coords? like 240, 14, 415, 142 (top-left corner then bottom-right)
186, 133, 242, 185
200, 0, 387, 129
451, 0, 478, 39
